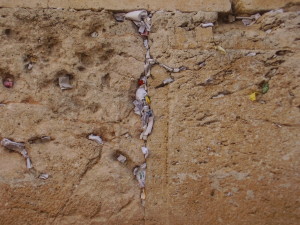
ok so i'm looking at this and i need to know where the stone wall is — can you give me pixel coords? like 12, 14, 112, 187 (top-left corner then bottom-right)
0, 1, 300, 225
146, 9, 300, 225
1, 0, 300, 13
0, 0, 231, 12
233, 0, 300, 13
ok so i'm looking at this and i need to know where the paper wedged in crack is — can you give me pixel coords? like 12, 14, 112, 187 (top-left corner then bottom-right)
1, 138, 25, 153
39, 173, 49, 180
133, 100, 144, 115
114, 13, 126, 22
134, 163, 147, 188
141, 147, 149, 159
88, 134, 103, 145
1, 138, 32, 169
163, 78, 174, 85
125, 10, 148, 22
117, 154, 127, 163
200, 23, 214, 27
59, 76, 73, 90
140, 116, 154, 140
136, 87, 148, 101
158, 63, 187, 72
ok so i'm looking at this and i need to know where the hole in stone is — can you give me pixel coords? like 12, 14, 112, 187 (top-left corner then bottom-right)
275, 50, 293, 56
77, 66, 86, 71
101, 73, 111, 87
2, 75, 14, 88
210, 189, 215, 196
76, 52, 93, 66
4, 29, 11, 36
112, 150, 131, 164
87, 103, 99, 113
55, 70, 74, 87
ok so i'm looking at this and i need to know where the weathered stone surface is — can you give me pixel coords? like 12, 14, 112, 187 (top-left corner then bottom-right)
233, 0, 300, 13
2, 0, 300, 14
0, 7, 300, 225
0, 8, 146, 225
0, 0, 232, 12
0, 0, 47, 8
145, 10, 300, 225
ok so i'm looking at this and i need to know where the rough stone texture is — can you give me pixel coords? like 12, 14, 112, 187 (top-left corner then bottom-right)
0, 0, 232, 12
0, 7, 300, 225
233, 0, 300, 13
145, 9, 300, 225
2, 0, 300, 14
0, 8, 146, 225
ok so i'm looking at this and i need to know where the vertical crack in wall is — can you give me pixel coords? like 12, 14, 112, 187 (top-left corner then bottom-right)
119, 11, 188, 224
165, 82, 172, 225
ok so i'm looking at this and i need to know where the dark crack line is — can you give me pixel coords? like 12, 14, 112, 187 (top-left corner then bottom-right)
90, 203, 102, 218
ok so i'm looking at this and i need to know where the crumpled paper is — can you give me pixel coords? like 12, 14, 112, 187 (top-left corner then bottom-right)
236, 13, 261, 26
158, 63, 187, 73
141, 147, 149, 159
28, 136, 51, 144
140, 115, 154, 140
136, 87, 148, 101
134, 163, 146, 188
59, 75, 73, 90
133, 100, 144, 115
249, 92, 258, 101
1, 138, 50, 179
155, 77, 174, 88
117, 154, 127, 163
200, 23, 214, 28
124, 10, 151, 35
1, 138, 32, 169
215, 46, 227, 54
88, 134, 104, 145
39, 173, 49, 180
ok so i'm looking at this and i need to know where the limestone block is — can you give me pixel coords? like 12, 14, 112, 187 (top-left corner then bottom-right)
0, 0, 47, 8
233, 0, 300, 13
0, 0, 232, 12
171, 27, 213, 49
195, 27, 214, 42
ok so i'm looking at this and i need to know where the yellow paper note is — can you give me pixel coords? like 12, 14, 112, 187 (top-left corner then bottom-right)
145, 96, 151, 104
249, 92, 258, 101
215, 46, 227, 54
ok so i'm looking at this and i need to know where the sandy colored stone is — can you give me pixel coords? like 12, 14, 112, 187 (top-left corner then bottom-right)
0, 0, 232, 12
145, 10, 300, 225
0, 7, 300, 225
2, 0, 300, 14
0, 0, 47, 8
0, 8, 145, 225
233, 0, 300, 13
